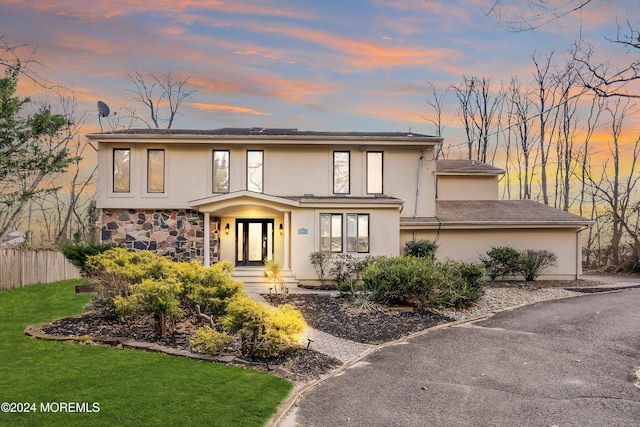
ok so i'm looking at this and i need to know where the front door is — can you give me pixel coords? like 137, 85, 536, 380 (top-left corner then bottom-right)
235, 219, 273, 266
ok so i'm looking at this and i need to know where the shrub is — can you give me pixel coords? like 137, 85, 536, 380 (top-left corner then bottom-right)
429, 259, 485, 308
361, 256, 485, 309
479, 246, 523, 280
189, 326, 234, 355
221, 295, 306, 357
176, 260, 243, 315
59, 242, 115, 272
519, 249, 557, 281
309, 251, 333, 284
263, 258, 286, 296
361, 256, 438, 308
85, 247, 178, 300
404, 239, 438, 258
114, 278, 184, 336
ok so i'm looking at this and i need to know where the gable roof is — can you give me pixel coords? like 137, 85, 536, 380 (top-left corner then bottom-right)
401, 200, 593, 229
436, 159, 505, 175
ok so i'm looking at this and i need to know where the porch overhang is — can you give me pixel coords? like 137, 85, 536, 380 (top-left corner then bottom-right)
189, 191, 300, 214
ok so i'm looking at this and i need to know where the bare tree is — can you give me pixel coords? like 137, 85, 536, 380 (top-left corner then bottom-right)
531, 50, 562, 205
507, 77, 536, 199
484, 0, 594, 32
127, 70, 196, 129
452, 76, 505, 163
583, 98, 640, 266
424, 80, 448, 159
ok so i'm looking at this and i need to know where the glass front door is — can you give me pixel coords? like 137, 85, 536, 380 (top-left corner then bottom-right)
236, 219, 273, 266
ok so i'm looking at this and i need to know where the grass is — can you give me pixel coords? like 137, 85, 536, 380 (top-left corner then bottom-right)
0, 280, 292, 426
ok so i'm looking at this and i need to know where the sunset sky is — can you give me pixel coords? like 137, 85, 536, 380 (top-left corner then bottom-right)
2, 0, 638, 145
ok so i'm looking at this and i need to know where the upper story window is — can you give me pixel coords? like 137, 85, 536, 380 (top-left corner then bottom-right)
320, 213, 343, 252
247, 150, 263, 193
113, 148, 130, 193
347, 214, 369, 253
333, 151, 350, 194
213, 150, 230, 193
367, 151, 383, 194
147, 149, 165, 193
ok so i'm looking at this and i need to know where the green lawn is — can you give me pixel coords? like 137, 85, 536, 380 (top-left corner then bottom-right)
0, 280, 292, 427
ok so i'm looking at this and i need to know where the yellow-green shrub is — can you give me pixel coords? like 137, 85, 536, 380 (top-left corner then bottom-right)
221, 295, 306, 357
85, 247, 177, 298
115, 278, 184, 336
176, 260, 244, 315
189, 326, 234, 355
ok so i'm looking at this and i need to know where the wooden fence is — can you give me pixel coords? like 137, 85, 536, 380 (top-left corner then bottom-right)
0, 248, 81, 290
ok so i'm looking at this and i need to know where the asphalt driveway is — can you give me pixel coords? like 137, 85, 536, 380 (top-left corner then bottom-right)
288, 289, 640, 427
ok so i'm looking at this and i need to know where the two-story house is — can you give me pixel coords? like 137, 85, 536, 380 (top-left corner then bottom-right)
89, 128, 591, 282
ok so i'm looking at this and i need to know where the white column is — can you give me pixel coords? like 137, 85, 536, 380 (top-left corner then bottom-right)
284, 211, 291, 270
203, 212, 210, 267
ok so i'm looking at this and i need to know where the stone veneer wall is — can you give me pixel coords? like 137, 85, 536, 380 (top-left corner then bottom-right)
100, 209, 210, 263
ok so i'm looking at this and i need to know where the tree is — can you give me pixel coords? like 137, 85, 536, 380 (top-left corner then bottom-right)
0, 70, 78, 243
127, 70, 196, 129
583, 98, 640, 266
452, 76, 505, 163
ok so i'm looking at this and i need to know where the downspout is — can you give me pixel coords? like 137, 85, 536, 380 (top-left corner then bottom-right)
413, 151, 425, 218
576, 225, 590, 279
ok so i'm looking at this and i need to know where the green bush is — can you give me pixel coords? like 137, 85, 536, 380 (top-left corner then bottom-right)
404, 239, 438, 258
361, 256, 485, 309
190, 326, 234, 355
429, 259, 485, 308
479, 246, 523, 280
519, 249, 557, 281
221, 295, 306, 357
59, 242, 115, 272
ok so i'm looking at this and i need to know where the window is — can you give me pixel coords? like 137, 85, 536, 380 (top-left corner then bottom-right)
347, 214, 370, 253
320, 214, 342, 252
247, 150, 263, 193
333, 151, 350, 194
367, 151, 383, 194
147, 149, 165, 193
113, 148, 130, 193
213, 150, 230, 193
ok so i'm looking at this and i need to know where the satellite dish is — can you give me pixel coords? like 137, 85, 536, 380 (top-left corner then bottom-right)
97, 100, 116, 131
97, 101, 110, 117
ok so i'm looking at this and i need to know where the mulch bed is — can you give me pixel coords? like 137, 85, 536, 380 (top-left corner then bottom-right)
39, 293, 453, 381
266, 294, 452, 344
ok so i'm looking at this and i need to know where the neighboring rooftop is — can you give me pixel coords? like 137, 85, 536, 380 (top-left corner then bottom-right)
436, 159, 505, 175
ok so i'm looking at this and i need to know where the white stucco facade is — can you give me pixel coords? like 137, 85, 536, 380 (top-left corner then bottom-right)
89, 129, 592, 282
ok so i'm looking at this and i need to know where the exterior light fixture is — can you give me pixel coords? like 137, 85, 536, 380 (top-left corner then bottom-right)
279, 224, 283, 236
225, 223, 230, 235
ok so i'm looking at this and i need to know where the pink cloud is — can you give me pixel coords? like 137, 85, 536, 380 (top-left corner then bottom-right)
187, 102, 270, 116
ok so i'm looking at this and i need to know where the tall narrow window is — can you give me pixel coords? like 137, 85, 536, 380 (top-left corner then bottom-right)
320, 214, 342, 252
333, 151, 350, 194
213, 150, 230, 193
247, 150, 263, 193
113, 148, 130, 193
367, 151, 383, 194
147, 149, 165, 193
347, 214, 370, 253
